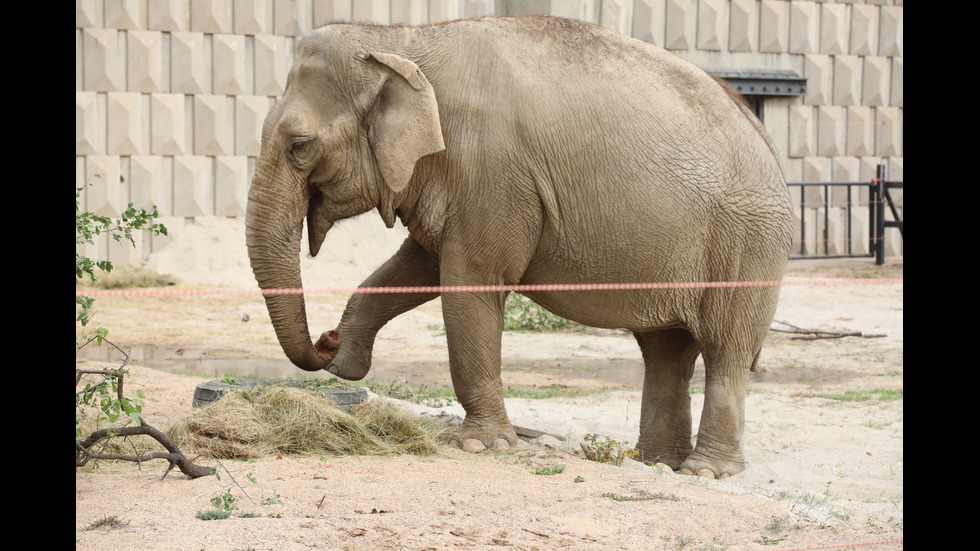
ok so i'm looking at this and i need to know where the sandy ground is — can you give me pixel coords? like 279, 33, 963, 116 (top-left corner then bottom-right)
75, 219, 903, 550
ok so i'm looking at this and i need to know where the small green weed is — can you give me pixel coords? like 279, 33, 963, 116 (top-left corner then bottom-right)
211, 492, 236, 511
361, 378, 457, 407
84, 515, 130, 530
196, 509, 234, 521
602, 489, 678, 502
533, 463, 565, 475
816, 388, 903, 402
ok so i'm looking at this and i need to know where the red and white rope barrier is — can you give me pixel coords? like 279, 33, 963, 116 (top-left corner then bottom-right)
76, 278, 903, 298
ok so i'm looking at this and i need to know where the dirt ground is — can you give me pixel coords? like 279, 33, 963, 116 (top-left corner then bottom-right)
75, 255, 903, 551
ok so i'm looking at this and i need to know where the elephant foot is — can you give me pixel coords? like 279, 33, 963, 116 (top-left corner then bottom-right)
451, 420, 518, 453
636, 441, 693, 471
678, 454, 744, 479
314, 329, 341, 361
461, 437, 511, 453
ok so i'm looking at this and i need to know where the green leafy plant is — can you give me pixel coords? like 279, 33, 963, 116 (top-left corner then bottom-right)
581, 433, 639, 466
262, 491, 283, 505
76, 175, 168, 338
211, 492, 237, 511
74, 177, 196, 475
503, 293, 580, 332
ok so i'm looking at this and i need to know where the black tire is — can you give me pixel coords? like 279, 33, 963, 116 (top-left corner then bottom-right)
192, 378, 368, 411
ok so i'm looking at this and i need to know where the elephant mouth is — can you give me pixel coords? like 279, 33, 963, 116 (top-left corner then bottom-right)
306, 189, 333, 257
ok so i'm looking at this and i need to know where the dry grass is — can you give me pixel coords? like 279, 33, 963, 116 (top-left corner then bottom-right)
166, 386, 451, 459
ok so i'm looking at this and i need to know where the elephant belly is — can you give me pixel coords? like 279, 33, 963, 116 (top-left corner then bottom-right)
519, 255, 700, 332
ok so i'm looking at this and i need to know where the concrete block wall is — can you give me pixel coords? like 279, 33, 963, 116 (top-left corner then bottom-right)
76, 0, 903, 278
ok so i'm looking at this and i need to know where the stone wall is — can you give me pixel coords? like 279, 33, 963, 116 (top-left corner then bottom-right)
75, 0, 903, 282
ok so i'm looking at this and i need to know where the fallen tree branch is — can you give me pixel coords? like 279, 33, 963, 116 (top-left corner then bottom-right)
76, 339, 212, 479
76, 420, 213, 478
770, 320, 886, 340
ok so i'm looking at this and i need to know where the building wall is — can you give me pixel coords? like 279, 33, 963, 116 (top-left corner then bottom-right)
75, 0, 903, 275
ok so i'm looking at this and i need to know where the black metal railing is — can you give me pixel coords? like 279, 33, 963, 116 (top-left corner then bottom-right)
788, 164, 902, 265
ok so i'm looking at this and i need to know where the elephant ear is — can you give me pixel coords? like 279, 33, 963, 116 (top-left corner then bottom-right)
364, 52, 445, 193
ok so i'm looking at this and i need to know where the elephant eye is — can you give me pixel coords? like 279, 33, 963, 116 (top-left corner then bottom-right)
287, 137, 316, 166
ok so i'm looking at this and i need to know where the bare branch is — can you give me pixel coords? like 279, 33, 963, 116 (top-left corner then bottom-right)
770, 320, 886, 340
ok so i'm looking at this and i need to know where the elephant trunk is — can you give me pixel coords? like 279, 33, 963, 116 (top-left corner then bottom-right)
245, 167, 367, 379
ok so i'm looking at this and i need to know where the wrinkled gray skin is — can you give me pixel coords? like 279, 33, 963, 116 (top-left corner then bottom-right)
246, 16, 793, 478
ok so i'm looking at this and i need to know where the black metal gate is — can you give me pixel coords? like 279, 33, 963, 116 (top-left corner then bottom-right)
788, 164, 903, 265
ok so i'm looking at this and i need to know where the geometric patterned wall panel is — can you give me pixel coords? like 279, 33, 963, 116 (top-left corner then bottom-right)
862, 56, 890, 106
107, 92, 145, 155
83, 156, 123, 217
76, 91, 101, 155
191, 0, 234, 33
879, 6, 904, 57
171, 32, 209, 94
600, 0, 633, 37
390, 0, 430, 26
194, 95, 235, 156
758, 0, 787, 53
846, 106, 875, 157
891, 57, 903, 107
236, 96, 271, 157
819, 2, 847, 55
729, 0, 758, 53
833, 56, 860, 106
150, 93, 188, 155
877, 106, 903, 157
213, 34, 249, 95
817, 106, 845, 158
695, 0, 725, 51
665, 0, 697, 50
173, 156, 212, 217
314, 0, 353, 24
804, 54, 831, 106
427, 0, 462, 23
148, 0, 190, 32
234, 0, 273, 35
127, 31, 165, 93
76, 0, 904, 266
849, 3, 878, 56
789, 0, 818, 55
353, 0, 392, 26
632, 0, 666, 47
274, 0, 314, 36
215, 156, 250, 217
788, 105, 814, 159
83, 28, 123, 91
254, 34, 292, 96
130, 155, 171, 215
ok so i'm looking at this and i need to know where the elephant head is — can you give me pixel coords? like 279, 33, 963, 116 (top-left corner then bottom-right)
245, 34, 445, 376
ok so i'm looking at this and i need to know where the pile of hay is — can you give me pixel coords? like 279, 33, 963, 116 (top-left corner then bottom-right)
166, 386, 450, 459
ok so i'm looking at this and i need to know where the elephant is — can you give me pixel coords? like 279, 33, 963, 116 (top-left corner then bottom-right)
245, 16, 793, 478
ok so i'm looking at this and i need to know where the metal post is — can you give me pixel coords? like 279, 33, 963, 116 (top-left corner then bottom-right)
874, 164, 886, 265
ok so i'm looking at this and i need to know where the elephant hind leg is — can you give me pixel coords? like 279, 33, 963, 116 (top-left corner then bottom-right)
634, 328, 701, 469
679, 342, 756, 479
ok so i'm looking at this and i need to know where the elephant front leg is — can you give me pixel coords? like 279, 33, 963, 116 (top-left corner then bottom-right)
325, 238, 440, 380
441, 290, 517, 452
634, 329, 700, 468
